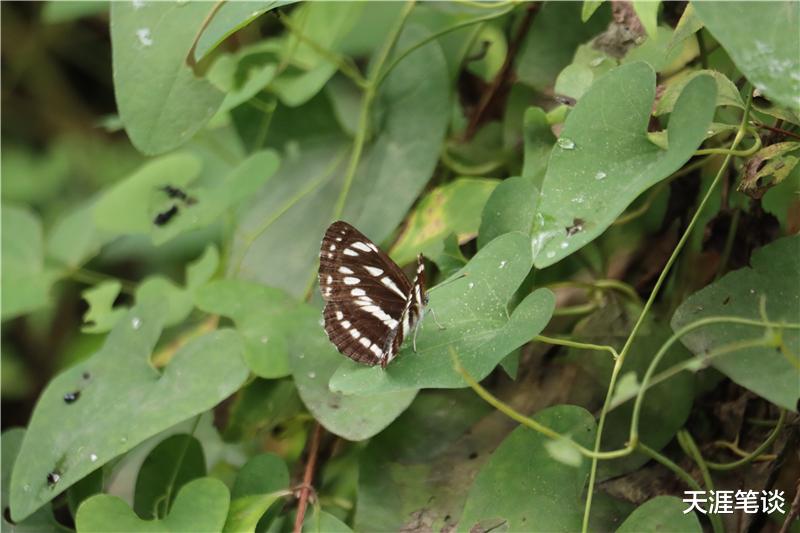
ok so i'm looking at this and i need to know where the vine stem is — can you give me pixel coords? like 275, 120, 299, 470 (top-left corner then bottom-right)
580, 88, 755, 533
294, 423, 323, 533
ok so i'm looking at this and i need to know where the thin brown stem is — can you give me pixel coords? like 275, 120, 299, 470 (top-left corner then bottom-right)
464, 2, 538, 139
294, 423, 323, 533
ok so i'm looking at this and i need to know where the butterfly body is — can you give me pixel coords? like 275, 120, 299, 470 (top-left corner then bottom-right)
318, 221, 428, 368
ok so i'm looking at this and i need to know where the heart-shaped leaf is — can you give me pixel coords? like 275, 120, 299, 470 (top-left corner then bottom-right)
671, 235, 800, 411
458, 405, 596, 532
110, 2, 224, 154
76, 477, 229, 532
330, 232, 555, 394
692, 1, 800, 111
532, 62, 716, 268
617, 496, 701, 532
9, 297, 249, 521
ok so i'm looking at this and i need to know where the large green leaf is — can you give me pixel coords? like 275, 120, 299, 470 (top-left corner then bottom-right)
76, 477, 229, 532
110, 2, 224, 154
289, 304, 418, 441
134, 434, 206, 520
671, 235, 800, 411
1, 205, 55, 320
458, 405, 596, 532
9, 297, 249, 521
532, 62, 716, 268
330, 232, 555, 394
233, 25, 449, 298
617, 496, 701, 532
355, 390, 493, 532
692, 1, 800, 111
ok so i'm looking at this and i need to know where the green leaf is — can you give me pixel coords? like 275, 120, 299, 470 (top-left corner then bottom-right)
354, 390, 493, 532
193, 1, 295, 62
390, 178, 499, 265
516, 1, 610, 91
478, 177, 539, 248
76, 477, 229, 532
223, 454, 289, 533
671, 235, 800, 411
622, 25, 699, 75
41, 0, 107, 23
330, 233, 555, 394
110, 2, 225, 154
9, 297, 248, 521
303, 509, 352, 533
656, 69, 744, 116
195, 280, 295, 379
533, 62, 716, 268
234, 26, 448, 298
2, 429, 60, 532
1, 205, 55, 320
92, 153, 202, 234
667, 3, 703, 55
289, 304, 418, 440
93, 152, 279, 245
46, 201, 115, 270
617, 496, 701, 532
582, 1, 604, 22
740, 142, 800, 195
222, 378, 303, 442
458, 405, 596, 532
81, 281, 126, 334
134, 434, 206, 520
692, 1, 800, 111
632, 1, 660, 38
206, 40, 281, 113
465, 24, 507, 82
521, 106, 556, 185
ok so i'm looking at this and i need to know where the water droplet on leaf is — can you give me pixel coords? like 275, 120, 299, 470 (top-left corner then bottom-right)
557, 137, 575, 150
63, 391, 81, 404
90, 454, 98, 463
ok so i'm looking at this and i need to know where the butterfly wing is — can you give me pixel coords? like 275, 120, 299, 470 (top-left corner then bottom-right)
319, 221, 414, 366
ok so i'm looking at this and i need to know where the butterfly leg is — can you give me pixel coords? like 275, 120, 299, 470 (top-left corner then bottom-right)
429, 307, 446, 330
412, 318, 424, 353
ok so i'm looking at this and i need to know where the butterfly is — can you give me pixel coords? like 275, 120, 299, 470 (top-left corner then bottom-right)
318, 221, 429, 368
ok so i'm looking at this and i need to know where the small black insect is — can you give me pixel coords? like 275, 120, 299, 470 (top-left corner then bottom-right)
161, 185, 197, 205
63, 391, 81, 404
154, 204, 179, 226
46, 471, 61, 487
82, 371, 91, 380
566, 218, 585, 236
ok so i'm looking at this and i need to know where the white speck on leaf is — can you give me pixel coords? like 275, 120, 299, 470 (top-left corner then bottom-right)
260, 336, 268, 344
308, 372, 316, 379
546, 251, 556, 259
499, 260, 507, 269
136, 28, 153, 47
131, 317, 141, 330
132, 0, 145, 8
557, 137, 575, 150
560, 241, 569, 249
468, 282, 474, 289
594, 171, 606, 180
90, 454, 98, 462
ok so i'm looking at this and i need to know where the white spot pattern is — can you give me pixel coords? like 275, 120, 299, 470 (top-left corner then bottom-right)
344, 277, 360, 285
351, 242, 372, 252
364, 266, 384, 276
338, 266, 354, 274
343, 248, 359, 256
